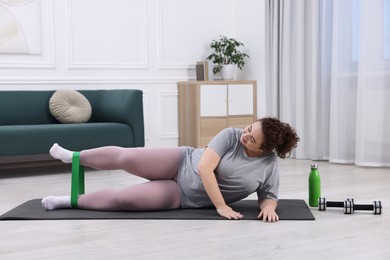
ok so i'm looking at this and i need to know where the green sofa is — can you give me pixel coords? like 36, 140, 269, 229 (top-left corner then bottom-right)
0, 89, 144, 167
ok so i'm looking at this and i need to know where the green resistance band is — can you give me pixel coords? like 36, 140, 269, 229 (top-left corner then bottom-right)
71, 152, 85, 208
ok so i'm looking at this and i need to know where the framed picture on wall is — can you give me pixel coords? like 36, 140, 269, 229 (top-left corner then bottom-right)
0, 0, 42, 54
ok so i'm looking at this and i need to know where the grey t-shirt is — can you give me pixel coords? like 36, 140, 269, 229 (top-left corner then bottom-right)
177, 127, 279, 208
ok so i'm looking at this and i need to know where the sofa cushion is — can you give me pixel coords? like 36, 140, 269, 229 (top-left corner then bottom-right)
0, 123, 136, 156
49, 89, 92, 123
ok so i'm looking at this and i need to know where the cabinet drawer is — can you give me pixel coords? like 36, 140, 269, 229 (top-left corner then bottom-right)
228, 116, 255, 129
200, 117, 227, 147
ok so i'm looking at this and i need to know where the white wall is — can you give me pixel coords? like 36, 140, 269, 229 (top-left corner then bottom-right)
235, 0, 267, 118
0, 0, 266, 147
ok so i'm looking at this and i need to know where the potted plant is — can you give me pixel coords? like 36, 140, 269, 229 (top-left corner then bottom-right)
206, 35, 249, 80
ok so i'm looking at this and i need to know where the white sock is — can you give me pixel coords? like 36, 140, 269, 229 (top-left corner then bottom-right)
50, 143, 73, 163
41, 196, 72, 210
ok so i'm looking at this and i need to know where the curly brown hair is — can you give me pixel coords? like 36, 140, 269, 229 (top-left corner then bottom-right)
258, 117, 300, 159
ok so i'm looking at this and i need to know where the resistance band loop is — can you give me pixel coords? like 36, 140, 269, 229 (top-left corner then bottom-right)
71, 152, 85, 208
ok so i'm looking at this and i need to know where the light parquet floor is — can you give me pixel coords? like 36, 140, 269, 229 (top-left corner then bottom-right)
1, 159, 389, 260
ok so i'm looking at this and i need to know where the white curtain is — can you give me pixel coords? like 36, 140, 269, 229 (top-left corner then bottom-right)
265, 0, 390, 167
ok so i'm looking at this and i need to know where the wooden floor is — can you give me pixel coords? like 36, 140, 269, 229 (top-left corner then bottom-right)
1, 159, 389, 259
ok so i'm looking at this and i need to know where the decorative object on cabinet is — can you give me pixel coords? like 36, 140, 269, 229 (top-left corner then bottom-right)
195, 61, 209, 81
178, 80, 257, 148
206, 36, 250, 80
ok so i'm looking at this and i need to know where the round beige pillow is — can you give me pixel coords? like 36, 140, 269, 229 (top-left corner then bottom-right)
49, 89, 92, 123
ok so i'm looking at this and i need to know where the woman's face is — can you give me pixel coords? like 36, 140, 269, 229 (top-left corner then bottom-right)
240, 121, 265, 156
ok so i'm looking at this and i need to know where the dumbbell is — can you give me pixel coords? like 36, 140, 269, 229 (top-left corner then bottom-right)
318, 197, 382, 215
318, 198, 353, 214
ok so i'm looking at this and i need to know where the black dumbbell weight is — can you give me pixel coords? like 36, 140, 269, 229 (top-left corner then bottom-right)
318, 197, 353, 214
347, 199, 382, 215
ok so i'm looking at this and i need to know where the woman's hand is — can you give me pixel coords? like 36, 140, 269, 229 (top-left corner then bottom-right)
257, 206, 279, 222
257, 199, 279, 222
216, 205, 244, 220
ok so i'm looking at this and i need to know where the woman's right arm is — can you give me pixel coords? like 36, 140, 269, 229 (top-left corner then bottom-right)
198, 147, 243, 220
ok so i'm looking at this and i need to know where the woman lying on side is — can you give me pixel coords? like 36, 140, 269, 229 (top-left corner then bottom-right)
42, 117, 299, 222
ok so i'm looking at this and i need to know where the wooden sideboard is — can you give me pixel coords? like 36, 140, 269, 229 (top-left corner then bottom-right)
178, 80, 257, 147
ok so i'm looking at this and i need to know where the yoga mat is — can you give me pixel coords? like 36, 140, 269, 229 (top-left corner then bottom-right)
0, 199, 314, 221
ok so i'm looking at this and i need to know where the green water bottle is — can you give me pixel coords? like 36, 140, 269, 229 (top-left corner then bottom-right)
308, 163, 321, 207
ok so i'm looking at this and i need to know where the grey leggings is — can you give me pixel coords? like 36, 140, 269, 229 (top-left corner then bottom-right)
77, 146, 183, 211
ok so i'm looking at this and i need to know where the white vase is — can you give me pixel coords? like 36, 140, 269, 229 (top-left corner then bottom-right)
221, 64, 236, 80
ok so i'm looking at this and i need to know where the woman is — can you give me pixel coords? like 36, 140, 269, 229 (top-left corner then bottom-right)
42, 117, 299, 222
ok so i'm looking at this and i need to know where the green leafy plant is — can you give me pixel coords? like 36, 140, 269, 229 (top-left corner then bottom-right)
206, 35, 250, 74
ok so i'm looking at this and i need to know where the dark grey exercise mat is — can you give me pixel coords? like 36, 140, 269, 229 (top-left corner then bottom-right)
0, 199, 314, 221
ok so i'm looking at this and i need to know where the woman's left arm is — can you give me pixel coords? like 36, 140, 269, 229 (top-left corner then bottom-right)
198, 147, 243, 220
257, 199, 279, 222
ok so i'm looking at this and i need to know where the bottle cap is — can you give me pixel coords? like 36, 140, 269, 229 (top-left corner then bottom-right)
310, 163, 318, 169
